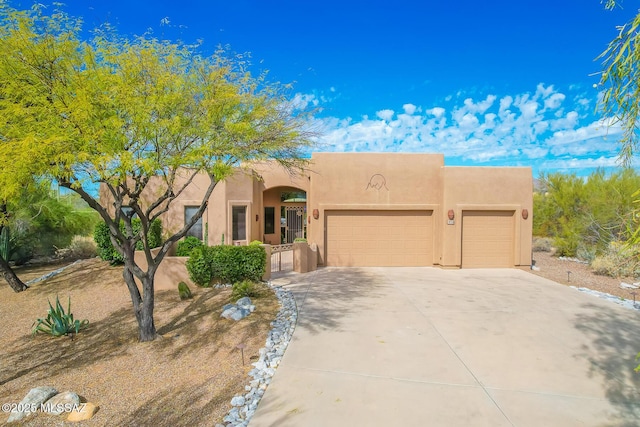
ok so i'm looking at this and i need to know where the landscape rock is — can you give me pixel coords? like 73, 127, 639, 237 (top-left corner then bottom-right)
66, 402, 98, 422
220, 282, 297, 426
43, 391, 81, 415
620, 282, 639, 290
7, 386, 58, 423
221, 299, 253, 321
231, 396, 246, 406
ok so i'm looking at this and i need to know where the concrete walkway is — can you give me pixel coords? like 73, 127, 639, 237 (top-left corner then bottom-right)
249, 267, 640, 427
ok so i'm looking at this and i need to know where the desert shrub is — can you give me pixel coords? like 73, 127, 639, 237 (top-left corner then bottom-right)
176, 236, 204, 257
94, 218, 163, 264
535, 170, 640, 257
591, 241, 640, 278
232, 279, 258, 300
178, 281, 193, 300
249, 240, 263, 246
32, 296, 89, 337
553, 235, 580, 257
60, 236, 97, 259
531, 237, 552, 252
186, 246, 214, 287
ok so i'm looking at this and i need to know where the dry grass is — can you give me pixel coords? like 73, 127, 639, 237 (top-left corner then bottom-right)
0, 258, 279, 426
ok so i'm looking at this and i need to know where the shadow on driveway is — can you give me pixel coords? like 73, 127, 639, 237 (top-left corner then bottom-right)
575, 302, 640, 426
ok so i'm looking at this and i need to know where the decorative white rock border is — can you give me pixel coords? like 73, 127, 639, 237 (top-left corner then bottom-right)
217, 282, 298, 427
571, 286, 640, 311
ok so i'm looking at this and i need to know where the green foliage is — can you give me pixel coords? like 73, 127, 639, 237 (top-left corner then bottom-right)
294, 238, 307, 243
178, 281, 193, 300
185, 246, 214, 287
186, 245, 266, 286
0, 3, 311, 339
211, 245, 266, 284
32, 295, 89, 337
231, 280, 257, 301
4, 186, 100, 264
94, 218, 163, 264
598, 1, 640, 165
176, 236, 204, 257
534, 170, 640, 257
249, 240, 263, 246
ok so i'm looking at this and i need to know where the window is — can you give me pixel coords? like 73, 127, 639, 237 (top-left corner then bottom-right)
264, 207, 275, 234
232, 206, 247, 240
184, 206, 203, 240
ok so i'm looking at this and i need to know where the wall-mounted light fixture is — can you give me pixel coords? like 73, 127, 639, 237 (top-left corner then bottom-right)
313, 209, 319, 220
521, 209, 529, 220
447, 209, 455, 220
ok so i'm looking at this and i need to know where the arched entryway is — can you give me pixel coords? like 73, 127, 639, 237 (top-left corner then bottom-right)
262, 186, 307, 245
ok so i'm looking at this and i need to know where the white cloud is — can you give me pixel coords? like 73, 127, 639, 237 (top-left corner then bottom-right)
403, 103, 417, 115
376, 109, 394, 121
303, 85, 625, 174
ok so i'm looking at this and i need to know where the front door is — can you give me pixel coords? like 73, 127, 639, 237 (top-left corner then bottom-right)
284, 206, 305, 243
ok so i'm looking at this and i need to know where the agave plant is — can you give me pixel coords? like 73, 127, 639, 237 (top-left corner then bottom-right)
32, 296, 89, 337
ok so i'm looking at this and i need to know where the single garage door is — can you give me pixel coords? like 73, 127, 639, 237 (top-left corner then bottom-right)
462, 210, 515, 268
325, 210, 433, 267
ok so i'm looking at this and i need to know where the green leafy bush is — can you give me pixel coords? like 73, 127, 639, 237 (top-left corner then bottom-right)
185, 245, 266, 286
534, 169, 640, 258
294, 238, 307, 243
232, 280, 257, 300
211, 245, 266, 284
178, 281, 193, 300
32, 296, 89, 337
176, 236, 204, 256
249, 240, 263, 246
93, 222, 122, 264
186, 246, 214, 287
94, 218, 163, 264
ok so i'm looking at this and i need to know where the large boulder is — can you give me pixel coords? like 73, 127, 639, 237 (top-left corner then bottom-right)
66, 402, 98, 422
6, 386, 58, 423
43, 391, 81, 415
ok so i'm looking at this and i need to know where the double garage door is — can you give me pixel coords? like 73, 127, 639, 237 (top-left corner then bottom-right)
325, 210, 433, 267
325, 209, 516, 268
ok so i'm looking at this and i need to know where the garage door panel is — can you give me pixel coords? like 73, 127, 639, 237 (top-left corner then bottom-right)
462, 211, 514, 268
326, 210, 433, 267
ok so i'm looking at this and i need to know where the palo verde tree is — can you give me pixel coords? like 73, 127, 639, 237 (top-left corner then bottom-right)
0, 4, 313, 341
598, 0, 640, 165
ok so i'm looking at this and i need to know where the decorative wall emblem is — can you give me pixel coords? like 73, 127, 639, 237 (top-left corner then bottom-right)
366, 174, 389, 191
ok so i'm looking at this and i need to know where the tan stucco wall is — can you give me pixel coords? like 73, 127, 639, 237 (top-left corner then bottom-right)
441, 167, 533, 267
100, 154, 532, 271
308, 152, 445, 265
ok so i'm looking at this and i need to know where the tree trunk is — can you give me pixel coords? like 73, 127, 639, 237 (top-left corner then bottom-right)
0, 253, 27, 292
122, 264, 157, 342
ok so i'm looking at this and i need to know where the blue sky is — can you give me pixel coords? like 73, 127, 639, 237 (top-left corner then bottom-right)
15, 0, 640, 177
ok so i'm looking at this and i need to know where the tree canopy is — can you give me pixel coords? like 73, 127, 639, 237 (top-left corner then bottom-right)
0, 3, 313, 340
598, 0, 640, 165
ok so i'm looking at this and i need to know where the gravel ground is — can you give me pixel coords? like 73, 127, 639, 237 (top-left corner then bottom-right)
531, 251, 640, 303
0, 258, 279, 426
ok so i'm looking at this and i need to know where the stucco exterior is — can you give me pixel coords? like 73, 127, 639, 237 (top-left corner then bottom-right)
101, 152, 533, 269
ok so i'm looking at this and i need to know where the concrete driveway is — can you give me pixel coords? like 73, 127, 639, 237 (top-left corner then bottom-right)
249, 267, 640, 427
